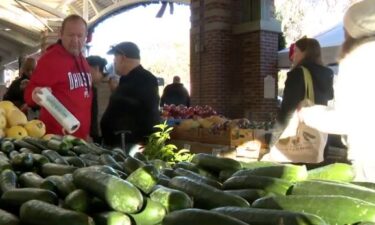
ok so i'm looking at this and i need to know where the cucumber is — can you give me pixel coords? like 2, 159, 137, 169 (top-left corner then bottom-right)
0, 160, 11, 173
93, 211, 131, 225
219, 169, 238, 182
173, 161, 200, 173
160, 168, 175, 178
232, 164, 308, 182
42, 150, 68, 165
126, 165, 159, 194
89, 197, 111, 213
22, 137, 49, 151
1, 188, 58, 207
20, 200, 94, 225
173, 167, 222, 189
31, 154, 50, 167
19, 172, 55, 191
63, 156, 86, 167
123, 156, 146, 175
133, 151, 148, 162
0, 208, 19, 225
45, 175, 76, 198
80, 153, 100, 162
352, 181, 375, 190
252, 195, 375, 225
130, 198, 166, 225
224, 189, 267, 204
162, 208, 249, 225
240, 161, 281, 169
191, 153, 241, 172
111, 151, 126, 162
212, 206, 328, 225
73, 169, 143, 213
307, 163, 355, 182
10, 153, 33, 171
41, 163, 77, 176
72, 145, 93, 155
81, 158, 100, 166
1, 140, 15, 153
289, 180, 375, 204
168, 176, 249, 209
64, 189, 90, 212
14, 139, 41, 153
150, 185, 193, 212
99, 154, 123, 171
47, 139, 72, 155
19, 148, 34, 154
0, 153, 9, 162
223, 175, 292, 195
75, 165, 120, 177
0, 169, 17, 193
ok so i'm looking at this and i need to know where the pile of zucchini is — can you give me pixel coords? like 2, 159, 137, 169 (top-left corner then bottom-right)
0, 135, 374, 225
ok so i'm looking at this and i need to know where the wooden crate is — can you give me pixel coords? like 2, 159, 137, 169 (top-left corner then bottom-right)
171, 127, 253, 147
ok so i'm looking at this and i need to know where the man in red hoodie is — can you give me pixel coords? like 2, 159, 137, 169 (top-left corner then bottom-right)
24, 14, 92, 139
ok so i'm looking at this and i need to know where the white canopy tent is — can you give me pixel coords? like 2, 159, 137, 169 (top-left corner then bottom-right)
278, 22, 345, 69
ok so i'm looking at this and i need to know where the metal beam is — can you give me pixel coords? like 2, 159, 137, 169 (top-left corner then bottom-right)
57, 0, 77, 9
88, 0, 100, 15
83, 0, 89, 21
88, 0, 190, 25
14, 1, 54, 32
0, 19, 40, 41
0, 29, 39, 47
15, 0, 66, 18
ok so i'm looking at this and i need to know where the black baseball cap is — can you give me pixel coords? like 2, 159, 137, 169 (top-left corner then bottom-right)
107, 42, 140, 59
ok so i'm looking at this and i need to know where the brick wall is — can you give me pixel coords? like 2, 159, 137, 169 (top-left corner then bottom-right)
191, 0, 279, 121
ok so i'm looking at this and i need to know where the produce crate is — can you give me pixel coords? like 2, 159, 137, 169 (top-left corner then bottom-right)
171, 127, 253, 147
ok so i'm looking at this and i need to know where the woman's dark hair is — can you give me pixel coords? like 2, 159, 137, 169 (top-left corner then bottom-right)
86, 56, 108, 75
295, 37, 323, 66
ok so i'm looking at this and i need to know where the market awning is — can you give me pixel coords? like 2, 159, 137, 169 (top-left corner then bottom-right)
0, 0, 189, 70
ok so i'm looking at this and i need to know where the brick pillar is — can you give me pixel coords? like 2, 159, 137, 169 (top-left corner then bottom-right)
190, 0, 233, 116
191, 0, 281, 121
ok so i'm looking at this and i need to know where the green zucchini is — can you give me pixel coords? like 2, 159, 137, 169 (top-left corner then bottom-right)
0, 208, 19, 225
173, 161, 200, 173
133, 151, 148, 162
130, 198, 167, 225
64, 189, 90, 212
93, 211, 131, 225
1, 188, 58, 207
289, 179, 375, 204
42, 150, 68, 165
232, 164, 308, 182
99, 154, 123, 171
307, 163, 355, 182
126, 165, 159, 194
73, 169, 143, 213
14, 139, 41, 153
19, 148, 34, 154
0, 169, 17, 193
162, 208, 249, 225
123, 156, 146, 175
150, 185, 193, 212
45, 175, 76, 198
31, 154, 49, 167
1, 140, 14, 153
0, 160, 11, 174
10, 152, 33, 171
191, 153, 241, 172
224, 189, 267, 204
352, 181, 375, 190
240, 161, 281, 169
0, 152, 9, 162
173, 167, 222, 189
72, 145, 93, 155
160, 168, 175, 178
252, 195, 375, 225
212, 206, 328, 225
169, 176, 249, 209
223, 175, 292, 195
63, 156, 86, 168
41, 163, 77, 177
22, 137, 49, 151
47, 139, 73, 155
80, 153, 100, 162
20, 199, 94, 225
75, 165, 120, 177
19, 172, 55, 191
219, 169, 238, 182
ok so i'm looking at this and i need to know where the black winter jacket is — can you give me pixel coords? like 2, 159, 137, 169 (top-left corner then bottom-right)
160, 83, 190, 107
100, 66, 160, 147
278, 63, 334, 125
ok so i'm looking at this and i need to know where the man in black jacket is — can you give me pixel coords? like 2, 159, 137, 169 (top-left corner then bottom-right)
160, 76, 190, 107
100, 42, 160, 150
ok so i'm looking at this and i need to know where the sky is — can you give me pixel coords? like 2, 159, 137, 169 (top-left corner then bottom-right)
88, 3, 191, 64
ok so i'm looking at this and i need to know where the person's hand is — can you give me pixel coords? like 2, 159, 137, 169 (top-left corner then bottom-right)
32, 87, 51, 105
20, 79, 29, 90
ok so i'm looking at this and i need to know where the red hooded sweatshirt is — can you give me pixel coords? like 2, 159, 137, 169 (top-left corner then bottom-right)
24, 42, 92, 139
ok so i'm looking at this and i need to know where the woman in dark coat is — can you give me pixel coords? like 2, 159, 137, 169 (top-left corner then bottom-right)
277, 37, 334, 126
